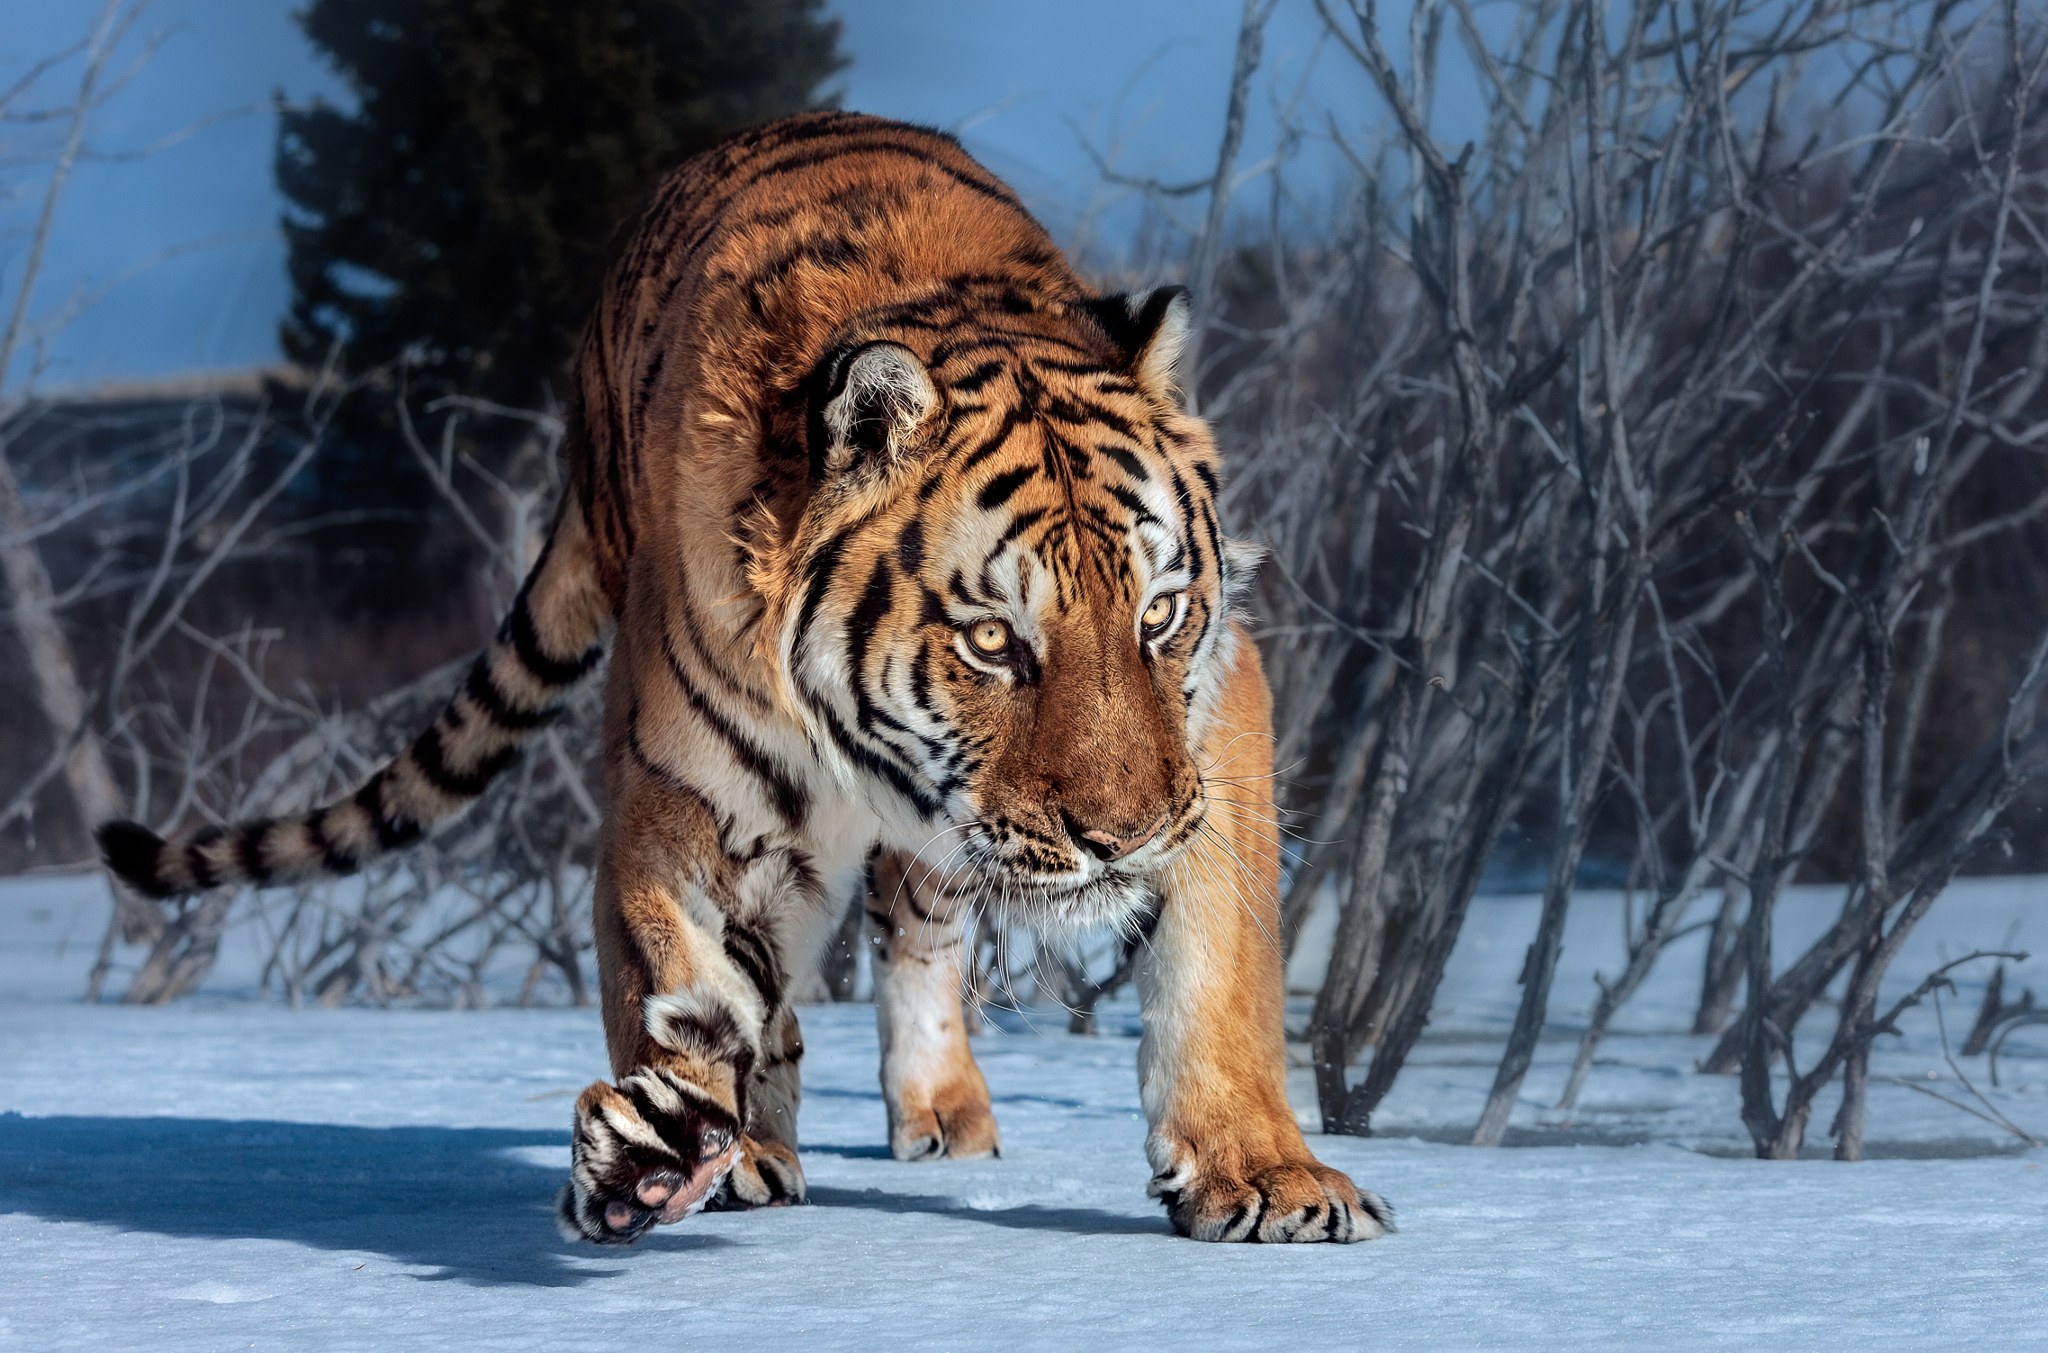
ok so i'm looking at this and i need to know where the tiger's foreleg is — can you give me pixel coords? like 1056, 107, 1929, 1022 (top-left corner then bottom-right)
555, 757, 810, 1245
1136, 631, 1392, 1243
710, 999, 808, 1210
867, 850, 1000, 1161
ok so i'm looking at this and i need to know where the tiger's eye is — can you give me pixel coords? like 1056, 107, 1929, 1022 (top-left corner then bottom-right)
969, 619, 1011, 655
1141, 593, 1178, 635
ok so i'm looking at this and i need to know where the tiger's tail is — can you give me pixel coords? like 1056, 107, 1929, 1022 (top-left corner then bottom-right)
97, 494, 617, 900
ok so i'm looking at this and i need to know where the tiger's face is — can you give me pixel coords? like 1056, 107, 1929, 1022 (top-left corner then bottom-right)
777, 288, 1254, 928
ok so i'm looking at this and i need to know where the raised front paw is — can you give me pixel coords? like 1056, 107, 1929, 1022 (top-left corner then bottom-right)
708, 1134, 808, 1209
1148, 1142, 1392, 1243
554, 1069, 742, 1245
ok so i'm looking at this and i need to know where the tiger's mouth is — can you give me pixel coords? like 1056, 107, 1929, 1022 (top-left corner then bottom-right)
958, 801, 1201, 935
991, 872, 1160, 936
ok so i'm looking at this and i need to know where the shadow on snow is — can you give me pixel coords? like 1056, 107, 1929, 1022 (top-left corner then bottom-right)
807, 1184, 1169, 1236
0, 1113, 649, 1286
0, 1114, 1170, 1283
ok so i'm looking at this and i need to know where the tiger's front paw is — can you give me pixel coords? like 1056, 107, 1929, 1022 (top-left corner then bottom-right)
887, 1076, 1001, 1162
555, 1071, 742, 1246
1148, 1139, 1392, 1243
708, 1134, 808, 1209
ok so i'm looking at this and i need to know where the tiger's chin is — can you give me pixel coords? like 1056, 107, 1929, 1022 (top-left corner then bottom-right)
995, 872, 1159, 938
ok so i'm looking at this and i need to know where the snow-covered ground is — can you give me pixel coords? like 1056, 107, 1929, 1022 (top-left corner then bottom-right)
3, 872, 2045, 1350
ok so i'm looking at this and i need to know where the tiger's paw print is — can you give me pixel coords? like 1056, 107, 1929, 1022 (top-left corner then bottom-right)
554, 1072, 742, 1246
707, 1134, 807, 1209
1148, 1145, 1392, 1243
888, 1079, 1001, 1161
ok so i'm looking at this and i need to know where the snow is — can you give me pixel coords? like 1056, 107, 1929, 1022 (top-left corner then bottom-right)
3, 872, 2045, 1350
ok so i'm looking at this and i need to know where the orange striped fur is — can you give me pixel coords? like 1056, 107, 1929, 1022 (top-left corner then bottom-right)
100, 112, 1387, 1245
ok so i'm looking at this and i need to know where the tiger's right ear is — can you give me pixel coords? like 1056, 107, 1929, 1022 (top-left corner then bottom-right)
1080, 285, 1192, 403
808, 341, 938, 478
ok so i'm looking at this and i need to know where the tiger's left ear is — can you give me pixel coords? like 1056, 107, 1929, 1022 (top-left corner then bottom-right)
1080, 285, 1192, 403
810, 340, 940, 478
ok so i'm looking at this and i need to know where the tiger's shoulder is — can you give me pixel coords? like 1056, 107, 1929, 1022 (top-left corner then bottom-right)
572, 111, 1105, 605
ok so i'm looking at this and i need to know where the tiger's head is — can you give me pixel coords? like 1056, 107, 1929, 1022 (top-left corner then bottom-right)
768, 285, 1257, 929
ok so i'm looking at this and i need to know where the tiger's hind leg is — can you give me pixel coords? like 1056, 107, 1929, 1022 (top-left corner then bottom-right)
868, 850, 1000, 1161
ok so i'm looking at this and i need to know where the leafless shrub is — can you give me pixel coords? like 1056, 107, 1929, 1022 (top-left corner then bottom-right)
1161, 0, 2048, 1153
1869, 951, 2041, 1146
95, 383, 607, 1006
1962, 960, 2036, 1055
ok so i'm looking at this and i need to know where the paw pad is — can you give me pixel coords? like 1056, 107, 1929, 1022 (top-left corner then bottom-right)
557, 1075, 742, 1246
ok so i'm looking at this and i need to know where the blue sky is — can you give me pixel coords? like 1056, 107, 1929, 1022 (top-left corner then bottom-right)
3, 0, 1418, 391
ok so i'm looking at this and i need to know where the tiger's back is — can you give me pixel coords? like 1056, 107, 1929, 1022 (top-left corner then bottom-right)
576, 111, 1084, 610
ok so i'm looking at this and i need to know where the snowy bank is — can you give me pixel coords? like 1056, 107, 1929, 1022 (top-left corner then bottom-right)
2, 872, 2045, 1350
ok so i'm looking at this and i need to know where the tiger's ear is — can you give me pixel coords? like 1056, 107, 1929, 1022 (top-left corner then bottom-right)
1080, 285, 1192, 402
810, 341, 939, 477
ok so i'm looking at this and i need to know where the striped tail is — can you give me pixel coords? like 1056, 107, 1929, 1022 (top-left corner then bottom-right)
97, 498, 617, 900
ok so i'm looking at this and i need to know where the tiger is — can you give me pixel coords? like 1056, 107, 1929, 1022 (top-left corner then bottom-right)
98, 111, 1391, 1245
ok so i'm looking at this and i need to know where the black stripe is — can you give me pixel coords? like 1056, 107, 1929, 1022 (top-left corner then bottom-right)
794, 530, 853, 659
588, 341, 636, 570
1179, 601, 1214, 668
1107, 483, 1161, 526
927, 334, 1020, 369
356, 776, 422, 851
306, 810, 359, 877
504, 593, 602, 688
623, 708, 747, 861
739, 234, 867, 300
411, 725, 519, 800
646, 1005, 753, 1069
978, 466, 1035, 512
900, 882, 938, 925
630, 344, 666, 437
949, 404, 1028, 480
786, 849, 819, 899
673, 573, 774, 713
985, 508, 1048, 565
896, 518, 925, 576
659, 630, 811, 829
846, 557, 895, 728
908, 644, 934, 714
949, 359, 1005, 393
810, 695, 940, 818
465, 656, 554, 731
722, 919, 785, 1012
948, 568, 990, 607
237, 824, 274, 886
740, 139, 1020, 214
1056, 437, 1093, 479
627, 1072, 740, 1162
1168, 467, 1201, 583
1193, 497, 1222, 586
919, 585, 949, 630
1102, 444, 1150, 481
1043, 393, 1136, 440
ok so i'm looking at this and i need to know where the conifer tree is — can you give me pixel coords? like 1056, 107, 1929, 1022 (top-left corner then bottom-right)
277, 0, 845, 406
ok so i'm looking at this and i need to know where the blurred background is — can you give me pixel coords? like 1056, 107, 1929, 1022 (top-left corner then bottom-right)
5, 0, 2045, 1156
9, 0, 1361, 391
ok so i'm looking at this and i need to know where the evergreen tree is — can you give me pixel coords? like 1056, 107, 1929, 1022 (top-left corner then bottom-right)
277, 0, 845, 406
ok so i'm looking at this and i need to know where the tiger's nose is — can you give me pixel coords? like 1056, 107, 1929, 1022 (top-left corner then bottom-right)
1066, 813, 1169, 864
